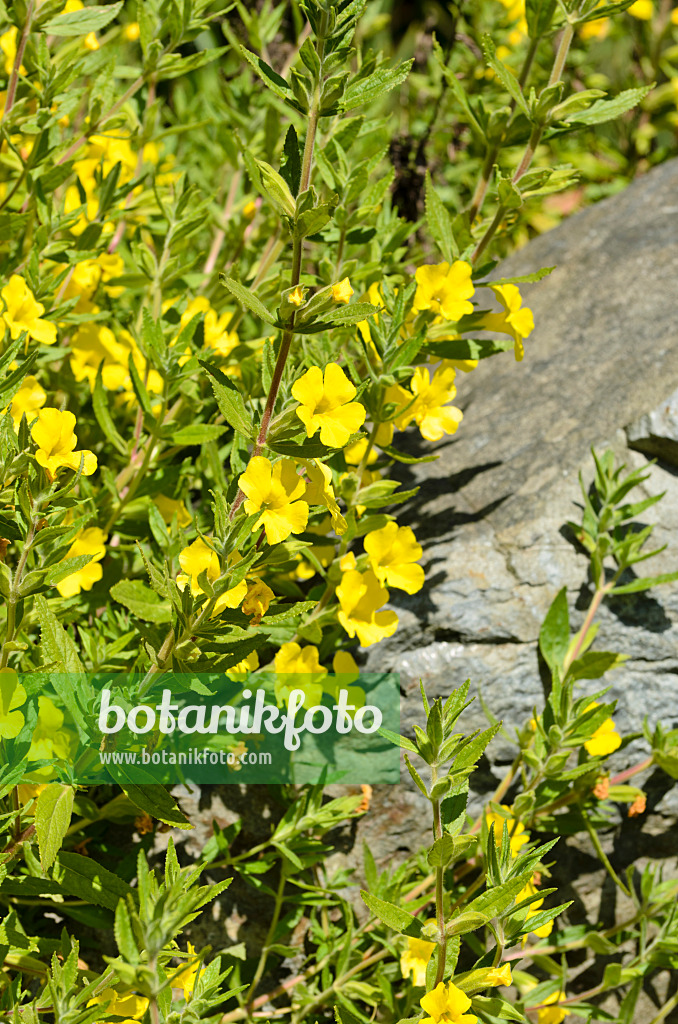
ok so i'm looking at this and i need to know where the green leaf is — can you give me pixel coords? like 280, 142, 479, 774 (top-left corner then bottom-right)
428, 834, 455, 868
343, 60, 413, 110
221, 277, 276, 325
43, 1, 124, 35
114, 900, 139, 964
482, 36, 530, 117
53, 852, 133, 910
167, 424, 226, 446
576, 0, 643, 22
471, 995, 527, 1022
379, 445, 438, 465
488, 266, 555, 285
525, 0, 558, 38
200, 361, 254, 440
378, 726, 418, 754
567, 651, 627, 680
445, 910, 488, 936
36, 784, 74, 871
425, 172, 457, 261
322, 302, 379, 326
539, 587, 569, 674
562, 85, 652, 125
359, 891, 422, 937
611, 571, 678, 595
240, 46, 292, 100
110, 580, 172, 623
93, 363, 127, 456
43, 555, 93, 588
114, 779, 192, 830
35, 595, 85, 673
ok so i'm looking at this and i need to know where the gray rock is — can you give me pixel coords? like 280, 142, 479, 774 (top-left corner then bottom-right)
626, 386, 678, 465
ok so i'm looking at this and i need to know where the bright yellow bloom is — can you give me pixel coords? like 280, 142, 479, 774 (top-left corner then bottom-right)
124, 21, 141, 40
6, 376, 46, 429
484, 964, 512, 987
70, 323, 164, 401
274, 642, 326, 708
56, 528, 107, 598
177, 539, 247, 614
2, 276, 57, 346
31, 409, 97, 480
226, 650, 260, 679
171, 943, 200, 1000
0, 26, 23, 76
420, 981, 477, 1024
84, 31, 99, 50
88, 988, 149, 1024
336, 568, 398, 647
154, 495, 192, 528
288, 285, 305, 307
533, 992, 567, 1024
486, 284, 534, 362
303, 460, 347, 535
413, 261, 475, 322
396, 365, 462, 442
242, 579, 275, 624
243, 199, 257, 219
344, 437, 378, 466
485, 805, 530, 856
0, 668, 26, 740
332, 650, 360, 681
672, 6, 678, 23
324, 650, 365, 709
339, 551, 357, 572
400, 936, 435, 987
292, 363, 366, 448
17, 782, 47, 805
332, 278, 354, 303
28, 697, 72, 765
584, 702, 622, 757
629, 0, 652, 17
182, 297, 239, 359
357, 282, 383, 344
364, 522, 424, 594
517, 878, 553, 941
239, 457, 309, 545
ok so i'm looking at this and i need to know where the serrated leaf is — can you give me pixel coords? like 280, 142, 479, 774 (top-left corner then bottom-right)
563, 85, 652, 125
221, 277, 276, 325
110, 580, 172, 623
167, 424, 226, 446
93, 363, 127, 456
360, 890, 422, 936
36, 784, 74, 871
425, 171, 457, 261
343, 60, 413, 110
53, 852, 133, 910
200, 360, 254, 439
240, 46, 292, 100
44, 1, 124, 35
611, 571, 678, 595
112, 778, 192, 830
539, 587, 569, 674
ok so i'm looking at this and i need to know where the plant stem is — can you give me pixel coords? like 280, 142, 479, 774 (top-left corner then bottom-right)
1, 1, 34, 126
563, 582, 611, 672
431, 764, 448, 987
582, 810, 631, 897
244, 866, 287, 1012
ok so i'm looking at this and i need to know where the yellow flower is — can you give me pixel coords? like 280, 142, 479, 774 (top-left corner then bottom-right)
400, 936, 436, 987
336, 568, 398, 647
0, 668, 26, 740
88, 988, 149, 1024
339, 551, 357, 572
532, 992, 567, 1024
584, 702, 622, 757
17, 782, 47, 805
274, 642, 326, 708
1, 276, 57, 346
413, 261, 475, 322
292, 363, 366, 448
6, 376, 46, 429
177, 539, 247, 614
226, 650, 260, 679
171, 943, 201, 1000
420, 981, 477, 1024
486, 284, 534, 362
484, 964, 512, 987
31, 409, 97, 480
332, 650, 360, 682
28, 696, 72, 766
672, 6, 678, 24
364, 522, 424, 594
357, 282, 383, 344
239, 456, 309, 545
288, 285, 305, 307
124, 21, 141, 40
517, 877, 553, 941
182, 297, 239, 359
243, 199, 257, 219
396, 365, 463, 442
56, 528, 107, 598
629, 0, 652, 17
485, 805, 530, 857
324, 650, 365, 709
154, 495, 192, 528
344, 437, 378, 466
84, 31, 99, 50
0, 26, 24, 76
303, 460, 347, 535
242, 579, 275, 624
332, 277, 354, 303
